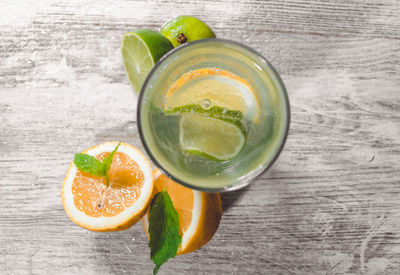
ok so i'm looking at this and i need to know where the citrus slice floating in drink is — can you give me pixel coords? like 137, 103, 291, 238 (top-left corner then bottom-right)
165, 104, 243, 121
179, 114, 246, 161
121, 30, 173, 94
143, 169, 222, 255
61, 142, 154, 231
164, 68, 260, 123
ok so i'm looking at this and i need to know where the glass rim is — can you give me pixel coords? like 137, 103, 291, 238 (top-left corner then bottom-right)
137, 38, 290, 192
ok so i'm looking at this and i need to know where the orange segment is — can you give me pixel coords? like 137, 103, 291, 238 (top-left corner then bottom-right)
177, 209, 192, 235
106, 152, 145, 187
72, 170, 106, 217
62, 142, 154, 232
143, 169, 222, 255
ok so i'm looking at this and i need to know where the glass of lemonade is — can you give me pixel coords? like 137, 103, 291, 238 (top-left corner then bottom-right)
137, 39, 290, 192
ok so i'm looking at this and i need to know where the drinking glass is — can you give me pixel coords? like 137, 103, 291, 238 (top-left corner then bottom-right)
137, 39, 290, 192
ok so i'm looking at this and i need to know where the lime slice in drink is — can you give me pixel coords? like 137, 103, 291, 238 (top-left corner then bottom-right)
179, 115, 246, 161
121, 30, 173, 94
165, 104, 243, 121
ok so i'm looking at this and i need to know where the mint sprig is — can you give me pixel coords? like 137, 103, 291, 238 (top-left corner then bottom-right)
102, 143, 121, 182
73, 143, 121, 184
73, 154, 105, 177
148, 191, 182, 274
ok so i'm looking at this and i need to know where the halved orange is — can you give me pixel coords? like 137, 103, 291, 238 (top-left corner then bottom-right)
61, 142, 154, 231
143, 169, 223, 254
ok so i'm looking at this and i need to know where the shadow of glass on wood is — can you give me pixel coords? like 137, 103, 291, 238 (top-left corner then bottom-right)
220, 186, 249, 212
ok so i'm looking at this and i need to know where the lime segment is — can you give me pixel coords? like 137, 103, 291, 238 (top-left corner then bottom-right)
165, 104, 243, 121
121, 30, 173, 94
179, 115, 246, 161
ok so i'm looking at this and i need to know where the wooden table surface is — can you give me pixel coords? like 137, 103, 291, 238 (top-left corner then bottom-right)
1, 0, 399, 274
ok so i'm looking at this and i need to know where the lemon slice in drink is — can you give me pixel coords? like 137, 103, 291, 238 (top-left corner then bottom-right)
179, 115, 246, 161
121, 30, 173, 94
165, 68, 260, 122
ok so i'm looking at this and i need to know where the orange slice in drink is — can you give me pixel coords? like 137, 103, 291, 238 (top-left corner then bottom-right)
143, 169, 223, 254
164, 67, 260, 122
61, 142, 154, 231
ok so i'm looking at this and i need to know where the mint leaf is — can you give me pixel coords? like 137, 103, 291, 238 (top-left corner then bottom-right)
74, 154, 105, 177
148, 191, 181, 275
103, 143, 121, 182
73, 143, 121, 182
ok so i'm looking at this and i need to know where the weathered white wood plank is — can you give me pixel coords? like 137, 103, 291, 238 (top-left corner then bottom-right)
1, 0, 400, 274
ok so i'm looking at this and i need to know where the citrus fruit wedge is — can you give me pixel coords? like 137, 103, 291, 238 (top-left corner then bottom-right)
165, 104, 243, 121
143, 169, 222, 255
61, 142, 154, 231
179, 114, 246, 161
164, 68, 260, 123
121, 30, 173, 94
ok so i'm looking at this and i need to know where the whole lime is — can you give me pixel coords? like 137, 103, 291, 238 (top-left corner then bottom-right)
121, 30, 173, 94
160, 16, 216, 47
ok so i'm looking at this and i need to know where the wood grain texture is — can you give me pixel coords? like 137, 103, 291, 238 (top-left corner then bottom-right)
1, 0, 400, 274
